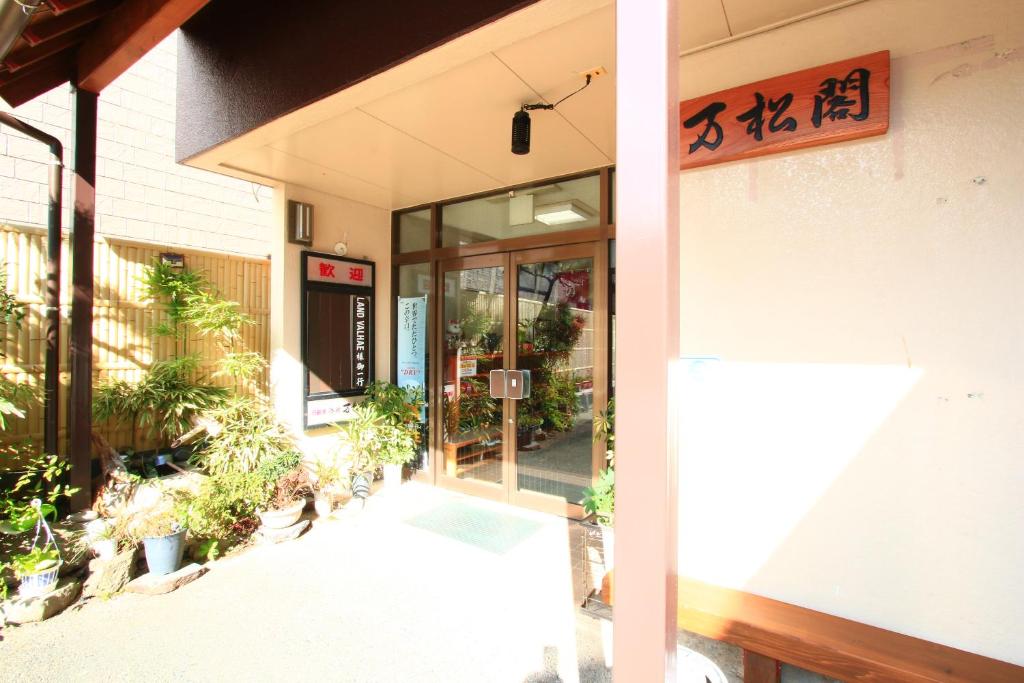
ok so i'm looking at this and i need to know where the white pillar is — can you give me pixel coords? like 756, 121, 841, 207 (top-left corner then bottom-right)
613, 0, 680, 680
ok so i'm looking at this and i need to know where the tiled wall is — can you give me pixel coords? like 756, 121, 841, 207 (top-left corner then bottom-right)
0, 33, 272, 257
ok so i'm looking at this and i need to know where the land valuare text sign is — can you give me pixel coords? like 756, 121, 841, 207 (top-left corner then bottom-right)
679, 51, 890, 170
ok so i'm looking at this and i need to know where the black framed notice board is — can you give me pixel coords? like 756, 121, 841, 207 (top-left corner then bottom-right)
301, 251, 375, 428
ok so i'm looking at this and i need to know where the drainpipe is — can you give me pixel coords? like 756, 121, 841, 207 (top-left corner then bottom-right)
0, 0, 44, 63
0, 112, 64, 457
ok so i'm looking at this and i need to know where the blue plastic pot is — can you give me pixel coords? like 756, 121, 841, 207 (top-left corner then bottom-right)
142, 529, 186, 576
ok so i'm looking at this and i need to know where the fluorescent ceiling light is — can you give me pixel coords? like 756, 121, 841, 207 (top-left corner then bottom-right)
534, 199, 592, 225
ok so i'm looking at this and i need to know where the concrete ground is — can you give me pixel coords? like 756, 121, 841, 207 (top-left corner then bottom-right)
0, 483, 612, 683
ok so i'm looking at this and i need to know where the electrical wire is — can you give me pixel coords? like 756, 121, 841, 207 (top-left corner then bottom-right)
522, 74, 593, 111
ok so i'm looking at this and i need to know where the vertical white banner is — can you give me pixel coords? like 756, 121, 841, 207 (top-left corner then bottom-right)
397, 296, 427, 390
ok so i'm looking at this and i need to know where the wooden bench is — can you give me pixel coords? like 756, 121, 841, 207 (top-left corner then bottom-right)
443, 429, 502, 477
600, 574, 1024, 682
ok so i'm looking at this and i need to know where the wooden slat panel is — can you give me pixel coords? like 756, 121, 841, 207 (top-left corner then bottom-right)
0, 224, 270, 456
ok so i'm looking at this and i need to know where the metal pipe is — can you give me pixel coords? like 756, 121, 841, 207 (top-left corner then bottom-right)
0, 112, 63, 456
0, 0, 44, 63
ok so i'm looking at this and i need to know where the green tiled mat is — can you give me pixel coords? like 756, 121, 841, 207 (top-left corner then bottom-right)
405, 502, 543, 555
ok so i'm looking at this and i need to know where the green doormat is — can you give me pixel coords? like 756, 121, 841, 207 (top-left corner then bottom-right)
405, 502, 543, 555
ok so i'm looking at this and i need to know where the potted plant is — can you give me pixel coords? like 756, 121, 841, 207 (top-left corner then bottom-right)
257, 467, 312, 529
137, 506, 188, 576
335, 402, 383, 500
582, 398, 616, 575
9, 546, 61, 597
363, 381, 425, 488
312, 459, 340, 517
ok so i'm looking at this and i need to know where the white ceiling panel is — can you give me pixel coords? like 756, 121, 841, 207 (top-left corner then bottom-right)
359, 52, 611, 190
723, 0, 849, 35
680, 0, 734, 50
267, 109, 503, 208
223, 147, 393, 208
494, 5, 615, 157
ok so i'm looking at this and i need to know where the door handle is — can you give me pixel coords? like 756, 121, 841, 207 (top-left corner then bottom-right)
488, 370, 531, 399
507, 370, 531, 399
489, 370, 506, 399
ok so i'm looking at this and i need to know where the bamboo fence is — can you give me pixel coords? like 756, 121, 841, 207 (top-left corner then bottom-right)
0, 224, 270, 457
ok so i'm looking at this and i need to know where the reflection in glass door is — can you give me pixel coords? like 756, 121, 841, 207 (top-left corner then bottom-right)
435, 245, 606, 516
440, 257, 506, 495
512, 249, 598, 511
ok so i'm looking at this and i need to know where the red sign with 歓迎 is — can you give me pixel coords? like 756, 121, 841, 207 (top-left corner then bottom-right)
307, 255, 373, 287
679, 51, 890, 170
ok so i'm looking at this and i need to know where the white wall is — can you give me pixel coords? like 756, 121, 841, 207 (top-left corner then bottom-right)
269, 184, 391, 460
677, 0, 1024, 665
0, 34, 272, 256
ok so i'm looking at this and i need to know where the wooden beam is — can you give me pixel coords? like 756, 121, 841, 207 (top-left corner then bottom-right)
76, 0, 211, 93
22, 1, 114, 47
0, 52, 75, 107
48, 0, 97, 17
68, 86, 97, 511
4, 26, 91, 73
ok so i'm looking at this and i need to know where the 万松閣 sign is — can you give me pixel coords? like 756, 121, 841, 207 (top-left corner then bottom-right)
679, 51, 890, 170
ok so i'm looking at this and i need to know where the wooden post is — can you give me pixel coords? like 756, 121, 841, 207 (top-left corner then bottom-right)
613, 0, 680, 680
68, 85, 97, 511
744, 650, 782, 683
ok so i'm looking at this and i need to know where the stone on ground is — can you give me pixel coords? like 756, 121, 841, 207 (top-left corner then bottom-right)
2, 577, 82, 624
83, 547, 139, 598
257, 519, 310, 543
125, 563, 207, 595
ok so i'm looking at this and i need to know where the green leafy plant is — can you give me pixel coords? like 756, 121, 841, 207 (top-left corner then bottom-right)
594, 397, 615, 468
192, 395, 296, 477
582, 467, 615, 526
443, 377, 498, 436
93, 355, 228, 453
0, 267, 37, 430
312, 459, 341, 496
0, 446, 77, 535
8, 546, 60, 578
135, 505, 187, 539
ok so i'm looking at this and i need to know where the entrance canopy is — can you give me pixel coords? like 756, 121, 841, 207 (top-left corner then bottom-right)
177, 0, 856, 209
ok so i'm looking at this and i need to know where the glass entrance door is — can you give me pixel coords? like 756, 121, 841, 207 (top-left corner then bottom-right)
510, 245, 605, 517
437, 244, 606, 517
438, 253, 509, 502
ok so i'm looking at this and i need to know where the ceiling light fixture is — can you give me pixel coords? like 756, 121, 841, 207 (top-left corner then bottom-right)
534, 199, 592, 225
511, 74, 592, 156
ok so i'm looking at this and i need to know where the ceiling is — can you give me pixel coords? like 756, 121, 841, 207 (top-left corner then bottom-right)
191, 0, 864, 210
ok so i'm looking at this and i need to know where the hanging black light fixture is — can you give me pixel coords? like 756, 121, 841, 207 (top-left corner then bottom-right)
511, 109, 532, 155
511, 74, 592, 156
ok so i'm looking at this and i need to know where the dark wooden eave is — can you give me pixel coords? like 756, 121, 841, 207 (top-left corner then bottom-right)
0, 0, 211, 106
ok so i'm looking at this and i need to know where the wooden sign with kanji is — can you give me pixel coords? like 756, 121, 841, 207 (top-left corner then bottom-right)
679, 51, 890, 170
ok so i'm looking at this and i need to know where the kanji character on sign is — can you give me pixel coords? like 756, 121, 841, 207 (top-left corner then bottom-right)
812, 68, 871, 128
349, 267, 364, 282
319, 262, 335, 278
736, 92, 798, 141
683, 101, 727, 153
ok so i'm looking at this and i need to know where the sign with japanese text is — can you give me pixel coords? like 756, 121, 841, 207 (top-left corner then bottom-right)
307, 396, 355, 426
307, 255, 373, 287
351, 295, 370, 389
555, 269, 590, 310
680, 51, 889, 170
458, 358, 478, 378
397, 296, 427, 390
